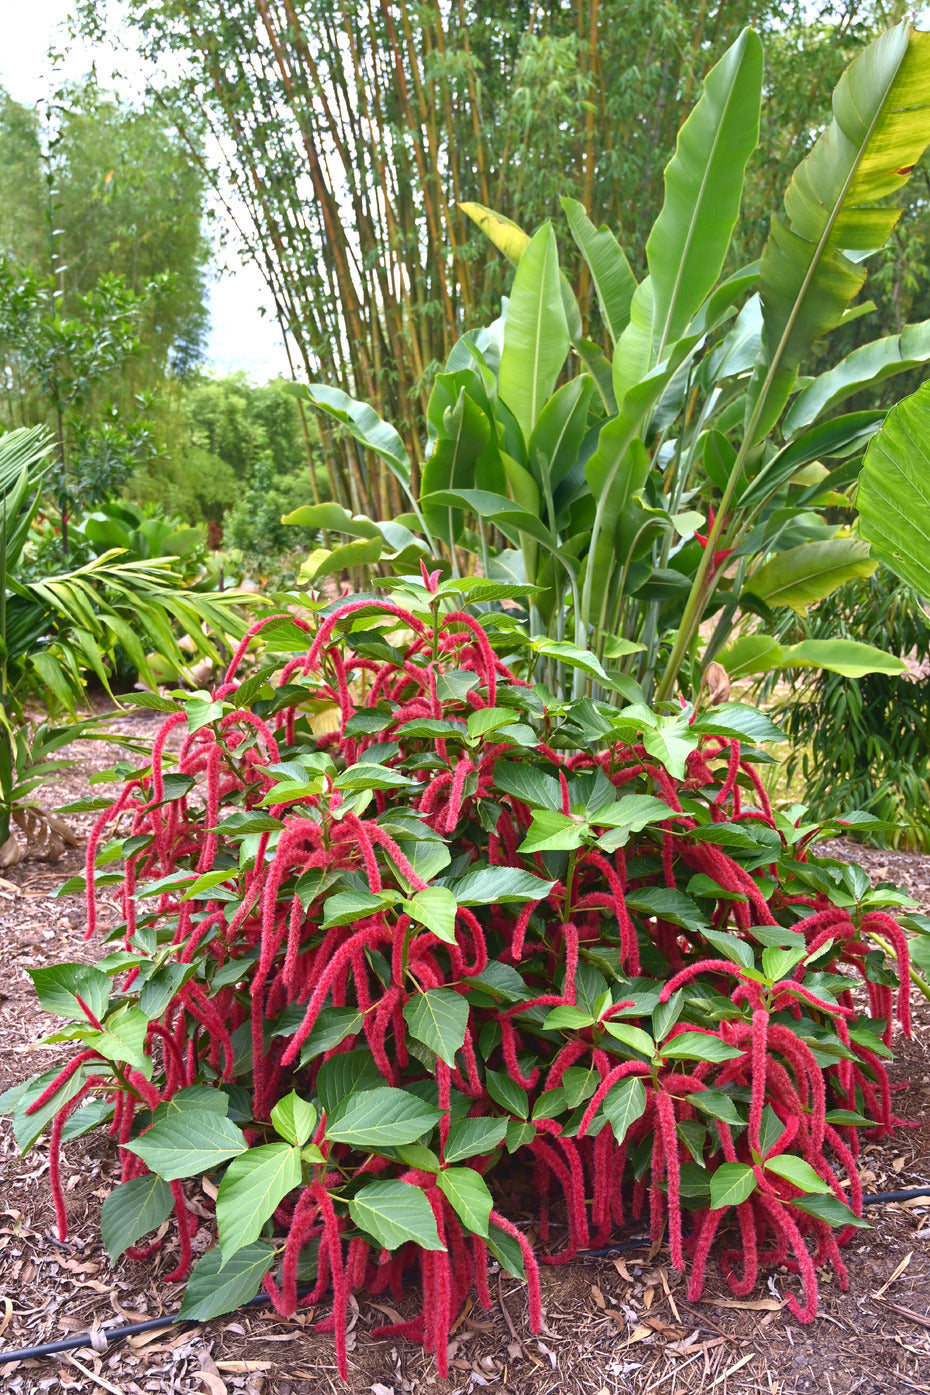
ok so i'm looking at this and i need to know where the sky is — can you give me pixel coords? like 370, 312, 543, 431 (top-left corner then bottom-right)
0, 0, 292, 380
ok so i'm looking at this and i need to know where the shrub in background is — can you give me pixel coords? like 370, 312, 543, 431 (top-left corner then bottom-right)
4, 581, 920, 1376
776, 566, 930, 849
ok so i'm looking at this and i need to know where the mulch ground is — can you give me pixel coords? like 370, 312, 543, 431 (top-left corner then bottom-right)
1, 716, 930, 1394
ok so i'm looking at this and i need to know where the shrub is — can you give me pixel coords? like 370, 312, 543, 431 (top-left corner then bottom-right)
775, 566, 930, 849
6, 581, 919, 1376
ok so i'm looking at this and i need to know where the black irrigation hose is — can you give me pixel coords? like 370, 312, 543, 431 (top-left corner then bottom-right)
4, 1193, 930, 1368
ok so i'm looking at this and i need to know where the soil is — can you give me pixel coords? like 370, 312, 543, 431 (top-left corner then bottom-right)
2, 718, 930, 1394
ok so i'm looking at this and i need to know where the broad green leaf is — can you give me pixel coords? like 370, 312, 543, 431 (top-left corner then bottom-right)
443, 1117, 508, 1164
764, 1154, 831, 1193
404, 887, 458, 945
29, 964, 110, 1024
561, 197, 636, 344
14, 1066, 89, 1152
293, 382, 412, 494
687, 1089, 744, 1127
449, 866, 555, 906
325, 1086, 441, 1149
486, 1221, 526, 1279
762, 945, 808, 984
437, 1167, 493, 1237
544, 1005, 595, 1032
403, 989, 468, 1067
485, 1069, 529, 1120
746, 539, 876, 613
602, 1022, 655, 1057
139, 962, 197, 1019
662, 1032, 743, 1063
779, 639, 906, 678
177, 1243, 276, 1321
691, 703, 785, 745
101, 1174, 174, 1262
648, 27, 763, 358
91, 1007, 153, 1077
349, 1179, 445, 1251
125, 1113, 247, 1180
315, 1050, 384, 1116
601, 1075, 648, 1142
153, 1085, 231, 1121
710, 1161, 756, 1210
789, 1193, 869, 1228
750, 22, 930, 439
859, 380, 930, 599
335, 763, 418, 792
271, 1092, 317, 1148
518, 809, 587, 854
321, 888, 394, 930
217, 1143, 302, 1261
785, 316, 930, 433
499, 223, 569, 445
719, 633, 784, 680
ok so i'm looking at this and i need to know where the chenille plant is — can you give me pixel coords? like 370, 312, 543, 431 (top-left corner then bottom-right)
5, 579, 922, 1375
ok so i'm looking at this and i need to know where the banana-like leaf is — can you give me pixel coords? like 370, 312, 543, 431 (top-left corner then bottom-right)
720, 632, 905, 679
785, 316, 930, 434
498, 224, 570, 447
745, 538, 876, 613
527, 376, 594, 499
858, 379, 930, 599
648, 27, 763, 360
750, 21, 930, 441
737, 410, 884, 512
461, 202, 582, 341
561, 197, 636, 345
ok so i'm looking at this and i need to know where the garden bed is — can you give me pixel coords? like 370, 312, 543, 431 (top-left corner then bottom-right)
1, 719, 929, 1395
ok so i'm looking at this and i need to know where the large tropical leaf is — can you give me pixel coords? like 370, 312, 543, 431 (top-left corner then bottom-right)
750, 21, 930, 441
498, 224, 570, 446
647, 27, 763, 360
745, 538, 876, 613
560, 197, 636, 345
784, 317, 930, 434
858, 379, 930, 599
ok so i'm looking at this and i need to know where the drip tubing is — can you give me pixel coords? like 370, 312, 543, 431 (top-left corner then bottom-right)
3, 1194, 929, 1367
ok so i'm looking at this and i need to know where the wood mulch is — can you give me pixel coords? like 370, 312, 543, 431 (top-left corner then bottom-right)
1, 717, 930, 1393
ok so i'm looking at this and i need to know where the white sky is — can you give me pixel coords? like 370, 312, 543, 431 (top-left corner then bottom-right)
0, 0, 292, 381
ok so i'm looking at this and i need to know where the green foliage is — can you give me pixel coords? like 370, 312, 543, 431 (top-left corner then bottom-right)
777, 566, 930, 849
7, 587, 917, 1364
0, 426, 256, 844
292, 21, 930, 704
74, 1, 906, 519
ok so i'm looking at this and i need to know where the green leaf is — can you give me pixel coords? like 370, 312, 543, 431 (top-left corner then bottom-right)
601, 1075, 648, 1143
349, 1180, 445, 1251
403, 989, 468, 1068
153, 1086, 231, 1121
779, 638, 906, 678
494, 761, 562, 811
125, 1112, 247, 1180
518, 809, 587, 854
91, 1007, 153, 1076
561, 197, 635, 345
647, 27, 762, 357
217, 1143, 302, 1262
544, 1005, 595, 1031
750, 22, 930, 439
29, 964, 110, 1024
315, 1050, 384, 1116
691, 703, 785, 745
764, 1155, 831, 1193
602, 1022, 655, 1057
449, 866, 555, 906
294, 382, 412, 496
687, 1089, 745, 1127
321, 888, 394, 930
498, 223, 569, 444
485, 1069, 529, 1120
177, 1243, 276, 1322
710, 1161, 757, 1210
443, 1117, 508, 1164
859, 379, 930, 599
139, 962, 197, 1019
789, 1192, 869, 1228
101, 1174, 174, 1263
485, 1220, 526, 1278
785, 316, 930, 434
437, 1167, 493, 1237
271, 1092, 317, 1148
662, 1032, 743, 1063
746, 539, 876, 613
335, 763, 418, 793
325, 1086, 441, 1149
403, 887, 458, 945
762, 945, 808, 984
